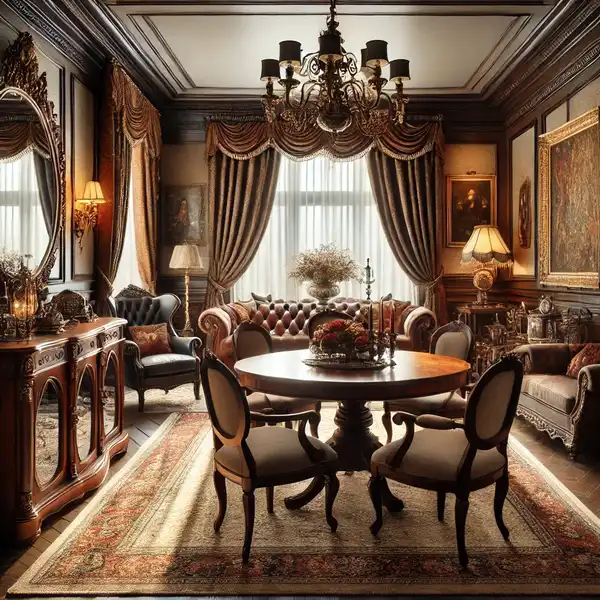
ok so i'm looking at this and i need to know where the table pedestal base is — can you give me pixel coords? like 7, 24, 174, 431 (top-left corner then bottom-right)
284, 399, 404, 513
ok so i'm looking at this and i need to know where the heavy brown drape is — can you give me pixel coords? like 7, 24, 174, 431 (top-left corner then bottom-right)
205, 118, 444, 316
97, 62, 161, 314
368, 148, 444, 315
205, 148, 281, 308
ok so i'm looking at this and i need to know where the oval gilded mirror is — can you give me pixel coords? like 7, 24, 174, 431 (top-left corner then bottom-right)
35, 378, 61, 488
0, 33, 64, 287
76, 366, 94, 462
0, 89, 57, 271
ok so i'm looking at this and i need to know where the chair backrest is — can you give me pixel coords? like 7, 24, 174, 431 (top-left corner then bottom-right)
307, 309, 353, 339
200, 354, 255, 475
463, 354, 524, 450
108, 293, 180, 336
430, 320, 474, 362
233, 321, 273, 360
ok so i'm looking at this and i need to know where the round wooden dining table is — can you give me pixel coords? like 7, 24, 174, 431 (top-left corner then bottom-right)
235, 348, 470, 512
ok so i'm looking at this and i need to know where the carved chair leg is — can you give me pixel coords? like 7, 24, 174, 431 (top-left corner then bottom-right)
437, 491, 446, 522
138, 389, 145, 412
325, 472, 339, 533
369, 474, 384, 535
310, 403, 321, 438
455, 493, 470, 568
494, 471, 510, 540
242, 490, 255, 564
213, 469, 227, 533
194, 379, 201, 401
266, 486, 274, 514
285, 420, 293, 429
382, 403, 393, 444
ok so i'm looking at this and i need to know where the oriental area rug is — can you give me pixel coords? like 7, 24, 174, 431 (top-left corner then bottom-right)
10, 410, 600, 596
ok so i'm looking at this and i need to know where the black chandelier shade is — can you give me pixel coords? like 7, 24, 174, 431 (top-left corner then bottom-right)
365, 40, 388, 67
261, 59, 281, 81
389, 59, 411, 82
319, 33, 343, 61
279, 40, 302, 66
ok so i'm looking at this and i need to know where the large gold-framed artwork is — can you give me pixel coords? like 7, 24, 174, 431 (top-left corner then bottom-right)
539, 107, 600, 289
445, 175, 496, 247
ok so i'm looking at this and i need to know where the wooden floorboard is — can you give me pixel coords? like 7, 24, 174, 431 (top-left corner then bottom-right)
3, 408, 600, 599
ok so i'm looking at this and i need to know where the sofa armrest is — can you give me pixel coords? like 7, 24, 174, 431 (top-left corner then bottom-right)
404, 307, 436, 352
170, 335, 202, 358
124, 339, 142, 362
513, 344, 574, 374
578, 364, 600, 394
198, 307, 233, 353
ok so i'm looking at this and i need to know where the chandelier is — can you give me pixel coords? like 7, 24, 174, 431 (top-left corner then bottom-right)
260, 0, 411, 136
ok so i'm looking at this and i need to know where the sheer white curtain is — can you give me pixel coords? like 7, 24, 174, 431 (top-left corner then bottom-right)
234, 154, 417, 303
112, 171, 143, 295
0, 150, 49, 266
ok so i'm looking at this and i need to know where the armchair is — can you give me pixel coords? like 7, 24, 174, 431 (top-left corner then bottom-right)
515, 343, 600, 459
108, 289, 202, 411
369, 354, 524, 568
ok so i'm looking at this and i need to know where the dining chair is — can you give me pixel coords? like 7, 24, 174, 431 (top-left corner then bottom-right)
233, 321, 322, 437
201, 353, 340, 563
306, 309, 353, 340
382, 320, 474, 442
369, 353, 524, 568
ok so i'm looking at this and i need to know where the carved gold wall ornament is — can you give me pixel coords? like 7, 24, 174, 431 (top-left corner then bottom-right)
538, 107, 600, 289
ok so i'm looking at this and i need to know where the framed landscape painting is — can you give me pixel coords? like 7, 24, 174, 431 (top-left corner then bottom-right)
162, 184, 208, 247
445, 175, 496, 247
539, 107, 600, 288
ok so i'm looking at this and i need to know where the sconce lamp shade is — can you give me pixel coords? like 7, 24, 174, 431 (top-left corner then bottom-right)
365, 40, 389, 67
78, 181, 105, 204
279, 40, 302, 67
461, 225, 513, 266
169, 244, 204, 270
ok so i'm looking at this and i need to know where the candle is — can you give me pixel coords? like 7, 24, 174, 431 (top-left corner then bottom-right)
379, 296, 384, 333
390, 302, 395, 336
368, 302, 374, 337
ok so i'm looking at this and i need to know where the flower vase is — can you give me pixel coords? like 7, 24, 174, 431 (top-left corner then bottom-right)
306, 281, 340, 310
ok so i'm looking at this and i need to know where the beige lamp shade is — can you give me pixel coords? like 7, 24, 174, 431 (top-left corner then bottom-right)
77, 181, 105, 204
461, 225, 513, 267
169, 244, 204, 270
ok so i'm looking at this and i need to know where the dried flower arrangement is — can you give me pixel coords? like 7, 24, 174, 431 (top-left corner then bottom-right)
289, 243, 360, 285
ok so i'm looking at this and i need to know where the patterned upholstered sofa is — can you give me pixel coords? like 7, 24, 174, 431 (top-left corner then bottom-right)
198, 297, 436, 368
515, 344, 600, 460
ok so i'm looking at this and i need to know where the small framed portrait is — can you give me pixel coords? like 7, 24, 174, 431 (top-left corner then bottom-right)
445, 175, 497, 247
162, 184, 207, 246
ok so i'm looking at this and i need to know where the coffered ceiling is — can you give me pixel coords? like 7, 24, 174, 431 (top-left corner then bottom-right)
102, 1, 560, 101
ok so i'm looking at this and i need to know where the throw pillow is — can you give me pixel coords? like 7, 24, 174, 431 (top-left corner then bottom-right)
566, 343, 600, 378
232, 302, 251, 324
251, 292, 272, 304
129, 324, 172, 358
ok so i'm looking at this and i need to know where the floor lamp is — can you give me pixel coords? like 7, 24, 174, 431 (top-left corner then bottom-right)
169, 244, 203, 337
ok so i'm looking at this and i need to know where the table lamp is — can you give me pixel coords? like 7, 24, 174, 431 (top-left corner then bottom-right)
169, 244, 203, 336
461, 224, 513, 305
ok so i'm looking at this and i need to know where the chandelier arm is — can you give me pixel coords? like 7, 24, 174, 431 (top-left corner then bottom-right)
340, 79, 381, 111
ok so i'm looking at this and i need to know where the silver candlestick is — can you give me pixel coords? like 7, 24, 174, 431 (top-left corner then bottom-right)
362, 258, 376, 301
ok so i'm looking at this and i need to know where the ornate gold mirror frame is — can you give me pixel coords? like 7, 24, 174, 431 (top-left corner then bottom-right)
0, 32, 66, 289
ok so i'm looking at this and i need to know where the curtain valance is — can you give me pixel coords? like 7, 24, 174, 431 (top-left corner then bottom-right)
206, 119, 443, 162
109, 62, 161, 158
0, 121, 50, 162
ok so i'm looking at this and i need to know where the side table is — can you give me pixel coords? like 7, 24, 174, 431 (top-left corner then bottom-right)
457, 303, 509, 340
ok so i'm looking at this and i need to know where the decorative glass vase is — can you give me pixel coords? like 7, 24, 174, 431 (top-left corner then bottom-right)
306, 281, 340, 309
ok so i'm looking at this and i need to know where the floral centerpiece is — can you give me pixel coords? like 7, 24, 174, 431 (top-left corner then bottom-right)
289, 243, 360, 307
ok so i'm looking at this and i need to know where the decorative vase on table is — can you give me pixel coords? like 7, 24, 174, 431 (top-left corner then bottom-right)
306, 281, 341, 309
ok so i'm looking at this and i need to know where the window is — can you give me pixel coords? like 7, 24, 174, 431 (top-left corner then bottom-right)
234, 155, 417, 303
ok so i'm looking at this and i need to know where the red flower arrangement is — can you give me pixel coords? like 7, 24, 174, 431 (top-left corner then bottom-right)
311, 319, 371, 358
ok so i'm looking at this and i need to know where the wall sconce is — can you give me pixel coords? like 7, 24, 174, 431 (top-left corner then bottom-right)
74, 180, 105, 250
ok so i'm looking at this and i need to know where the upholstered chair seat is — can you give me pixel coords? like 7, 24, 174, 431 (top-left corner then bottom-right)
383, 320, 474, 443
369, 355, 524, 568
140, 354, 198, 378
201, 353, 340, 563
108, 287, 202, 411
234, 321, 323, 437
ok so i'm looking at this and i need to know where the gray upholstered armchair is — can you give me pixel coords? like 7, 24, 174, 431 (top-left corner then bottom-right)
108, 287, 202, 411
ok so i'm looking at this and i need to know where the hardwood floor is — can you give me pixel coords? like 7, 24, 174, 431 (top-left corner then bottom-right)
2, 404, 600, 599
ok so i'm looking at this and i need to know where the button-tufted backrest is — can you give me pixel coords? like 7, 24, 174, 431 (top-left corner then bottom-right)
108, 294, 180, 337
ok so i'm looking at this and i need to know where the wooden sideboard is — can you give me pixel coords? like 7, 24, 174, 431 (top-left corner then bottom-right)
0, 317, 129, 545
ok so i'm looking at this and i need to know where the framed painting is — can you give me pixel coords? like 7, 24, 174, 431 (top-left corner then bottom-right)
539, 107, 600, 289
162, 184, 208, 247
445, 175, 496, 247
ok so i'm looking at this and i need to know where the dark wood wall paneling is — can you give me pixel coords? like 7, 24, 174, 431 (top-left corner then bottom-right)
0, 4, 104, 300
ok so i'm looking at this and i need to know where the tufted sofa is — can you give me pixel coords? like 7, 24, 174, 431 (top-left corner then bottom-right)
515, 344, 600, 460
199, 297, 436, 368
